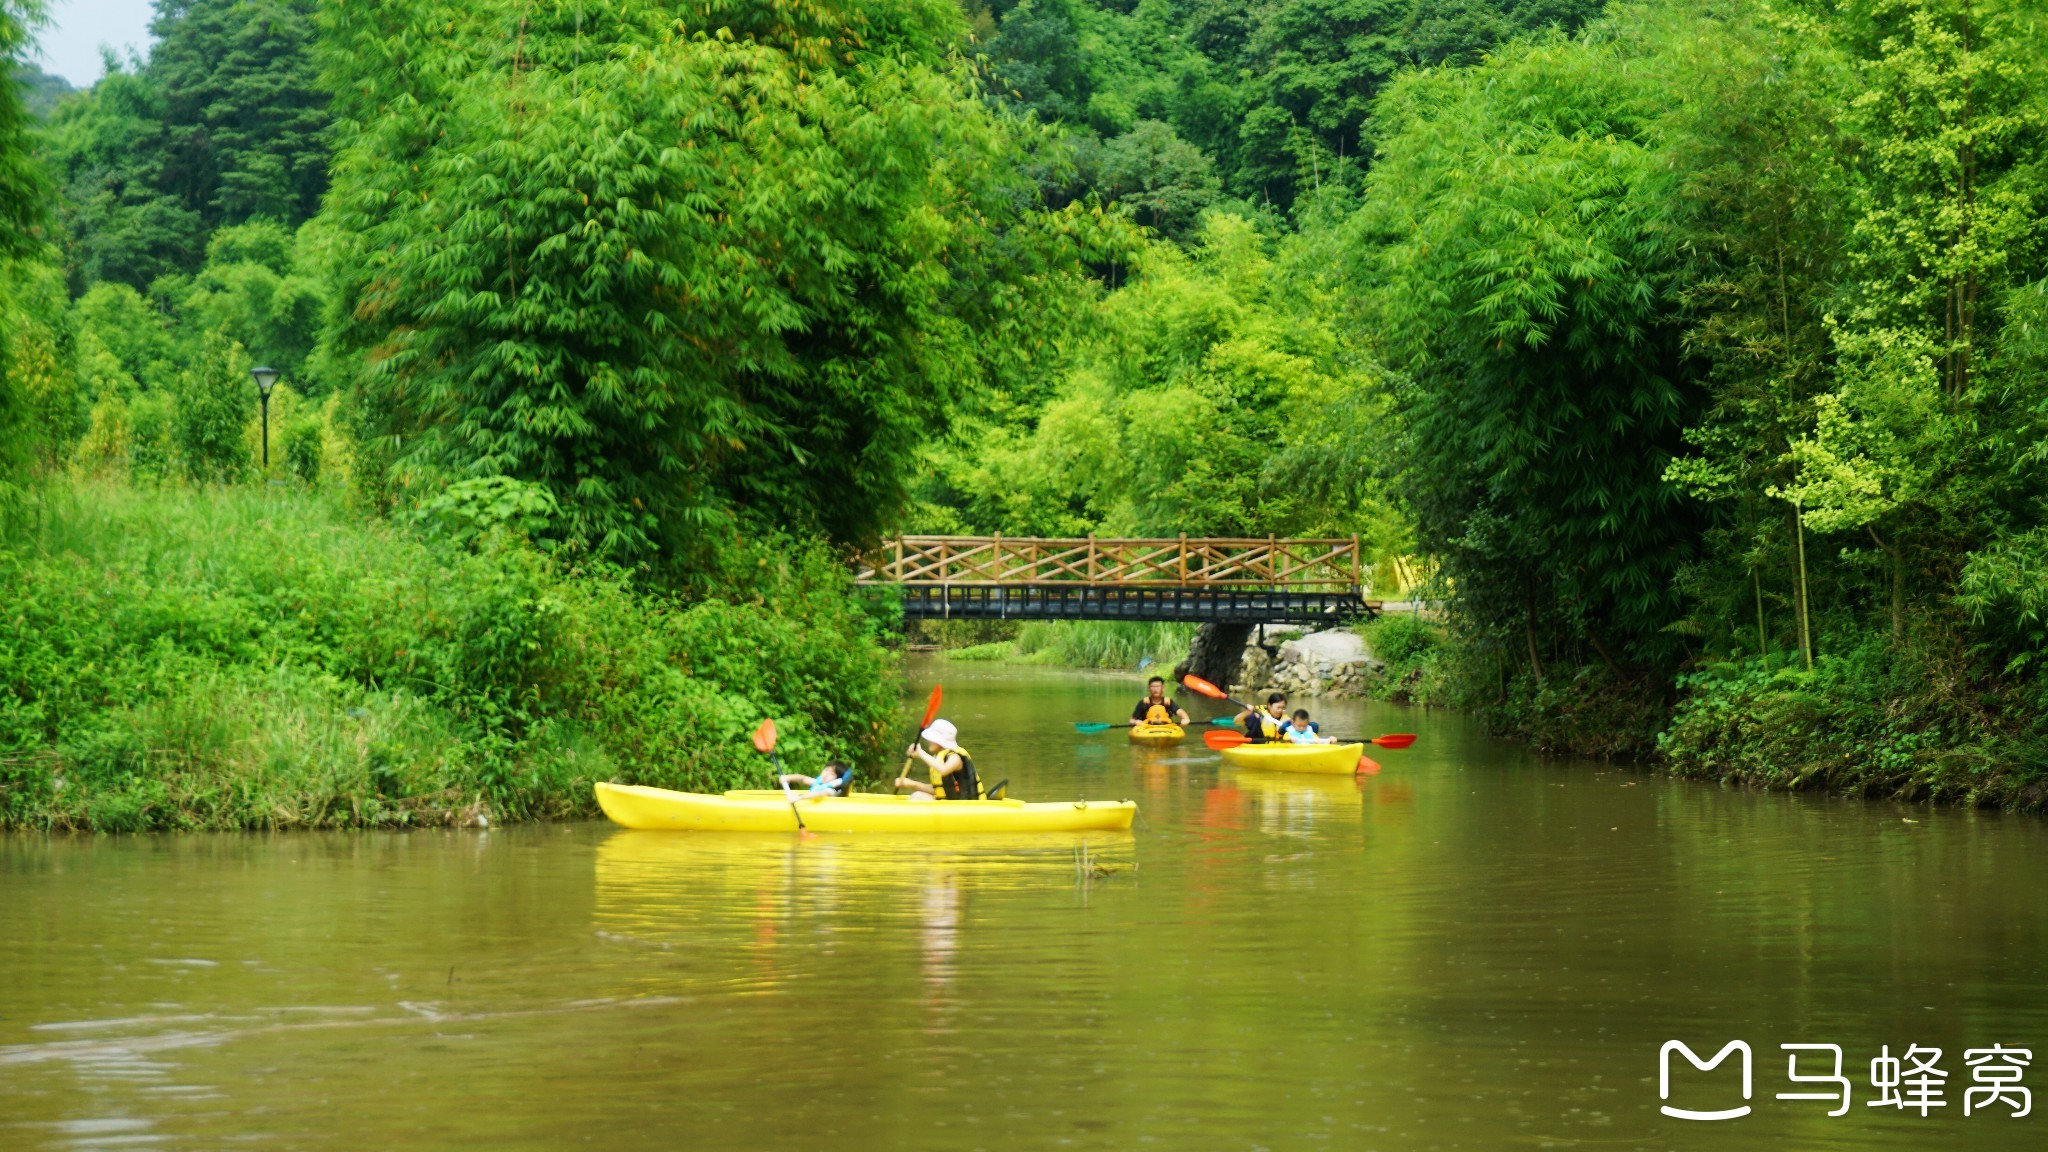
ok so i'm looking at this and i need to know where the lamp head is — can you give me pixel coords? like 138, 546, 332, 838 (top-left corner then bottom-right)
250, 366, 280, 396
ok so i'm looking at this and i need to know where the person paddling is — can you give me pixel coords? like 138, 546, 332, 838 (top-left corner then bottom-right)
1238, 692, 1289, 743
1130, 675, 1191, 727
897, 719, 982, 801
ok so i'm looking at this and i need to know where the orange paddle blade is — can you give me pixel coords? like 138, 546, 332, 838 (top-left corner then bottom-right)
1203, 728, 1248, 750
1371, 734, 1417, 749
1357, 755, 1382, 775
751, 718, 778, 754
921, 685, 944, 728
1181, 674, 1228, 701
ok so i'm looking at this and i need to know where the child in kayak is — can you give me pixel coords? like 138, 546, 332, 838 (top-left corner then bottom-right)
897, 719, 983, 801
779, 760, 851, 798
1130, 676, 1191, 726
1282, 710, 1332, 745
1238, 693, 1290, 743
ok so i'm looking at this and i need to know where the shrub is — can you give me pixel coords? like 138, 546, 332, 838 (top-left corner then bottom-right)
1658, 636, 2048, 809
280, 415, 322, 483
172, 332, 251, 482
1369, 614, 1438, 664
128, 392, 174, 480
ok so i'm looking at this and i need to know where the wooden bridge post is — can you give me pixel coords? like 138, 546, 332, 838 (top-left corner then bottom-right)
1178, 534, 1188, 585
1087, 534, 1097, 582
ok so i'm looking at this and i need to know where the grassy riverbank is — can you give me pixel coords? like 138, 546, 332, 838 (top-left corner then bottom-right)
0, 482, 896, 831
1440, 628, 2048, 812
1656, 640, 2048, 811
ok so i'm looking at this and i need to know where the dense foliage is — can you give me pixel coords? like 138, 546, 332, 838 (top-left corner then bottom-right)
1358, 35, 1698, 674
38, 0, 328, 289
13, 0, 2048, 818
0, 484, 895, 830
320, 0, 1113, 563
974, 0, 1606, 217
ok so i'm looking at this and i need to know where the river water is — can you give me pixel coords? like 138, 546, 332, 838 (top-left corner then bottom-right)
5, 659, 2047, 1150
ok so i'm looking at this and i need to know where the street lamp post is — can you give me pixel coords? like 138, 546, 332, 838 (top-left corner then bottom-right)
251, 366, 280, 470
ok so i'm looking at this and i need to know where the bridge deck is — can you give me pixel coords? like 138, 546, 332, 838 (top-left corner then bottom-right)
890, 584, 1380, 625
858, 535, 1378, 624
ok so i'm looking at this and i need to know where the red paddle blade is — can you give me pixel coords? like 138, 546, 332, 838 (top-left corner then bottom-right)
1181, 674, 1228, 701
1203, 728, 1248, 750
751, 718, 778, 754
922, 685, 944, 727
1371, 734, 1416, 749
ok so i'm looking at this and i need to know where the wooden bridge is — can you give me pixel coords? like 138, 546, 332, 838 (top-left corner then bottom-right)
854, 536, 1379, 624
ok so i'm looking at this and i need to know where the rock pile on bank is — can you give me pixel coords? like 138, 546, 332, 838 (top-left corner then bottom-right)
1238, 628, 1384, 699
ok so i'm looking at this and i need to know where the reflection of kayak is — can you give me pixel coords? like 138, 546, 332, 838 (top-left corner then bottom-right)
597, 828, 1131, 892
1217, 742, 1367, 775
595, 783, 1137, 833
593, 830, 1134, 947
1227, 769, 1365, 806
1128, 722, 1185, 746
1226, 769, 1365, 830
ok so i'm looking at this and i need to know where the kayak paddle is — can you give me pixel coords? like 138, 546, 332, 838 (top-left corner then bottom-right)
1076, 716, 1234, 733
1180, 673, 1252, 711
753, 718, 810, 834
896, 684, 944, 791
1203, 729, 1416, 751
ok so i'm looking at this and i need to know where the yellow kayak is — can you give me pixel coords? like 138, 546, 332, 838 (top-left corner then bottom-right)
1217, 742, 1367, 775
595, 783, 1137, 833
1128, 722, 1185, 746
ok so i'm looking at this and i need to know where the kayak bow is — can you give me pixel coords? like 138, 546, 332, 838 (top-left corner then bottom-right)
1127, 722, 1186, 746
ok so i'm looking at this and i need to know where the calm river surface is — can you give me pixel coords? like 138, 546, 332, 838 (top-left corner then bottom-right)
6, 659, 2048, 1150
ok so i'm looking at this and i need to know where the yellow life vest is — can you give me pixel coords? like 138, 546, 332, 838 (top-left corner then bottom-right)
1145, 703, 1172, 724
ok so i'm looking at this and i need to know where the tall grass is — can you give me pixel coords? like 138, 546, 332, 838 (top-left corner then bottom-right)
939, 620, 1195, 670
0, 480, 896, 830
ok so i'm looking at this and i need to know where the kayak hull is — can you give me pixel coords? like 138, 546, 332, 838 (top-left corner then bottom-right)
1128, 723, 1185, 746
1217, 742, 1368, 775
595, 783, 1137, 833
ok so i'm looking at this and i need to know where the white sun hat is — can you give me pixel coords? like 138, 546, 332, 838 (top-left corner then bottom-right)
919, 718, 960, 751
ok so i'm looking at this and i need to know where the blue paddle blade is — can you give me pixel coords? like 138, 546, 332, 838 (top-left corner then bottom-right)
1073, 722, 1114, 733
1207, 716, 1238, 727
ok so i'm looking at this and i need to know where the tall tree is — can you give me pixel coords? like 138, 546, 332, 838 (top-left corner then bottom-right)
1357, 36, 1700, 669
41, 63, 202, 288
150, 0, 331, 227
323, 0, 1110, 563
0, 0, 43, 259
1767, 0, 2048, 636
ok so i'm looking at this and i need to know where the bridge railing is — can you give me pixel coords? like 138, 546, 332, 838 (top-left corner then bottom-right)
855, 535, 1365, 590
